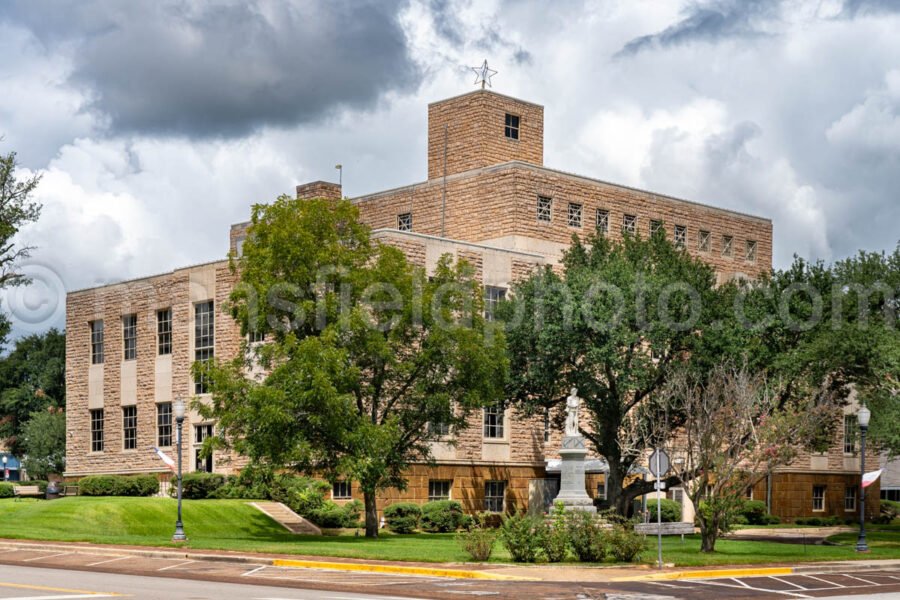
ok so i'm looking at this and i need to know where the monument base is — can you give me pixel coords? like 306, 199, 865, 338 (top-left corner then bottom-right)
553, 436, 597, 514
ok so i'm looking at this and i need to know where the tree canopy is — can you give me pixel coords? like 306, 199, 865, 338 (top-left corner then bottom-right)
203, 195, 507, 536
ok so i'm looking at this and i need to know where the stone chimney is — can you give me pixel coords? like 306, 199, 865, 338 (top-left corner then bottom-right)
296, 181, 342, 200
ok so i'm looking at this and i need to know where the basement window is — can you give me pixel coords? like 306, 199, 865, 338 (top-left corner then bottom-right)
812, 485, 826, 512
429, 480, 452, 501
504, 113, 520, 140
333, 481, 352, 499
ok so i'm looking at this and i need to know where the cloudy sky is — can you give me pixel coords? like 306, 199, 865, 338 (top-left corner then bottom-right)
1, 0, 899, 336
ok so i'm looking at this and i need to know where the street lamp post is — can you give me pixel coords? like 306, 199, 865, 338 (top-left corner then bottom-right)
856, 405, 871, 553
172, 398, 187, 543
1, 455, 7, 481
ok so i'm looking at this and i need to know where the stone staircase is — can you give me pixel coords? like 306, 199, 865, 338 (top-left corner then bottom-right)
251, 501, 322, 535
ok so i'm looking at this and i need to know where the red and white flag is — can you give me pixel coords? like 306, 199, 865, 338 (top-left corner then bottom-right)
862, 469, 883, 489
153, 447, 177, 472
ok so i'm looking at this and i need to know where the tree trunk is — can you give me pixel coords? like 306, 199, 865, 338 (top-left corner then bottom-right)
364, 490, 379, 538
607, 465, 631, 516
700, 515, 718, 552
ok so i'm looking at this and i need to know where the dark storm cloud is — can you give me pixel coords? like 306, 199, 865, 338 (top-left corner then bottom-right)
616, 0, 780, 57
0, 0, 420, 138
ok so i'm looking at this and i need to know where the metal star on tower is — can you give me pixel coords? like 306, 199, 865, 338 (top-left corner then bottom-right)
470, 60, 497, 89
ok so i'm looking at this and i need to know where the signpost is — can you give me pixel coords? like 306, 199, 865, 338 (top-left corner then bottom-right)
648, 448, 670, 569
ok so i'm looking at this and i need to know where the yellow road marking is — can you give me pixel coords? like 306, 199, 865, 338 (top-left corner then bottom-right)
612, 566, 795, 581
271, 558, 533, 581
0, 581, 125, 596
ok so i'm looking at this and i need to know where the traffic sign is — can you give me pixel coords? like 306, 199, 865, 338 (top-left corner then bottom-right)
648, 449, 670, 477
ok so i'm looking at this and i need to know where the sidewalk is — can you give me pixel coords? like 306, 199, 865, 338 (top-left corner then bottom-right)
1, 538, 899, 583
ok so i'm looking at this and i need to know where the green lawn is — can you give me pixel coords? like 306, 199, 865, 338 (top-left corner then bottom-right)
0, 497, 897, 566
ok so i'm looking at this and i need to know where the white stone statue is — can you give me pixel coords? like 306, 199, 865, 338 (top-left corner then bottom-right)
565, 387, 581, 437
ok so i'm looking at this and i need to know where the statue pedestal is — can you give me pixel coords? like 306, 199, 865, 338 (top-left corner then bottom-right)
553, 435, 596, 513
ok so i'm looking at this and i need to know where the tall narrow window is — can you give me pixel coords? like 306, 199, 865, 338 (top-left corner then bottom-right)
622, 214, 637, 235
428, 480, 452, 501
746, 240, 758, 262
597, 480, 608, 501
699, 230, 711, 252
567, 203, 582, 228
844, 485, 857, 511
650, 219, 663, 236
812, 485, 826, 511
484, 481, 506, 512
195, 424, 214, 472
674, 225, 687, 248
844, 415, 858, 454
90, 320, 104, 365
722, 235, 734, 257
429, 421, 450, 436
122, 406, 137, 450
123, 314, 137, 361
543, 407, 551, 443
483, 405, 505, 439
484, 286, 506, 322
504, 113, 520, 139
537, 196, 552, 222
157, 308, 172, 355
90, 409, 104, 452
157, 402, 172, 447
596, 209, 609, 234
194, 301, 215, 394
397, 212, 412, 231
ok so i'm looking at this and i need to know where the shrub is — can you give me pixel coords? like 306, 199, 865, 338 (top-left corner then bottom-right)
731, 514, 749, 526
0, 483, 14, 498
875, 500, 899, 524
281, 477, 332, 517
762, 514, 781, 525
384, 502, 421, 534
421, 500, 467, 533
173, 472, 224, 500
605, 525, 647, 563
309, 500, 363, 529
457, 513, 498, 561
739, 500, 769, 525
565, 510, 607, 562
498, 512, 544, 563
81, 474, 159, 497
647, 498, 682, 523
542, 502, 569, 563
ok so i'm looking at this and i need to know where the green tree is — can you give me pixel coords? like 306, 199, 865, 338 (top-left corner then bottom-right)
0, 328, 66, 454
21, 407, 66, 479
501, 232, 740, 514
0, 148, 43, 347
203, 196, 507, 537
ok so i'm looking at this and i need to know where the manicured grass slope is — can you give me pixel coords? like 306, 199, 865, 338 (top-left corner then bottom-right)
0, 497, 897, 565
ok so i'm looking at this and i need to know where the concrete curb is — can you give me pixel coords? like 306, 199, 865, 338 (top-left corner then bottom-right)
0, 541, 530, 581
612, 560, 900, 582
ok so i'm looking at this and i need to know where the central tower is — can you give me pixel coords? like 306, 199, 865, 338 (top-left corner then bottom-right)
427, 89, 544, 181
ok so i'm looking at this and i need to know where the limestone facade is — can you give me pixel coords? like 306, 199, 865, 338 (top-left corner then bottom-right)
66, 88, 863, 519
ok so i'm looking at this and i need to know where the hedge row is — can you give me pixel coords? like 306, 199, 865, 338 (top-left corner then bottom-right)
383, 500, 472, 533
79, 474, 159, 496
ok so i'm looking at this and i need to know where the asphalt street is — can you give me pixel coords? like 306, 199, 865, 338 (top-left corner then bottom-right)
1, 550, 900, 599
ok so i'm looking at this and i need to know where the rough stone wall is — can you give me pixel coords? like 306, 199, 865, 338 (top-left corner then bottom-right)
770, 472, 880, 520
296, 181, 342, 200
354, 163, 772, 280
65, 261, 245, 477
428, 90, 543, 180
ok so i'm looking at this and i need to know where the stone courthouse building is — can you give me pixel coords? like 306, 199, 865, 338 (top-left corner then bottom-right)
65, 87, 877, 520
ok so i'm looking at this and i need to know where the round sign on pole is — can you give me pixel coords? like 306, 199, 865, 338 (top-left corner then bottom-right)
648, 449, 670, 477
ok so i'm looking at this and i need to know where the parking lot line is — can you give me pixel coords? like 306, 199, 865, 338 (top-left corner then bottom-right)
85, 557, 129, 567
693, 578, 811, 598
0, 581, 122, 596
156, 560, 195, 572
21, 553, 70, 563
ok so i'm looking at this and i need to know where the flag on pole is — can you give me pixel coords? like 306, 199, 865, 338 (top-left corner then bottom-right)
862, 469, 883, 488
153, 447, 177, 472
